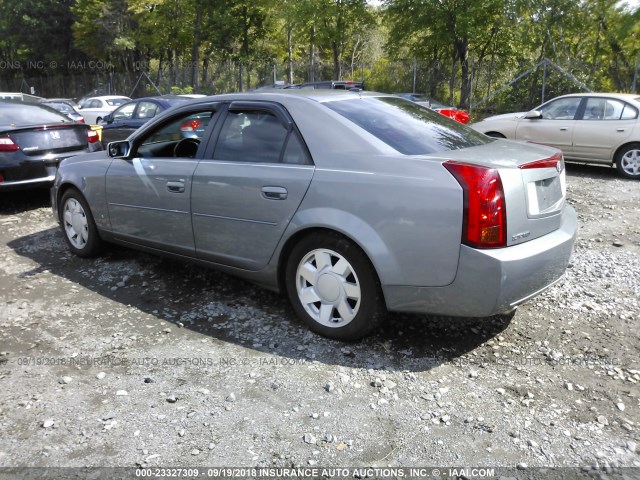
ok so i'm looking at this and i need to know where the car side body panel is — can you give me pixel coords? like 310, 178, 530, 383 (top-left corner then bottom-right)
52, 152, 112, 229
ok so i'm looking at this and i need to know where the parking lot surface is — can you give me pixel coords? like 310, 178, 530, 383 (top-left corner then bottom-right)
0, 163, 639, 473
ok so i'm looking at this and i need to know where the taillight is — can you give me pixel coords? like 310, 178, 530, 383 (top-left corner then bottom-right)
87, 129, 99, 144
444, 161, 507, 249
518, 152, 563, 171
180, 119, 202, 132
0, 136, 19, 152
77, 117, 86, 123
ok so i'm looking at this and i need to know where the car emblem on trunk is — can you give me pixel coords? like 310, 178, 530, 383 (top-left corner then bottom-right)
50, 131, 61, 140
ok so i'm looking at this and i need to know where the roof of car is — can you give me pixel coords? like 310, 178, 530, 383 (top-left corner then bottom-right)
559, 92, 640, 101
86, 95, 131, 101
183, 90, 391, 105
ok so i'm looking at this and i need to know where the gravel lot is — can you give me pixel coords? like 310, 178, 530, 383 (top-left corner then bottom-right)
0, 162, 639, 477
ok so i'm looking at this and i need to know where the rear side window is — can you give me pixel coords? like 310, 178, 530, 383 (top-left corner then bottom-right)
324, 96, 489, 155
214, 110, 289, 163
621, 104, 639, 120
0, 102, 70, 127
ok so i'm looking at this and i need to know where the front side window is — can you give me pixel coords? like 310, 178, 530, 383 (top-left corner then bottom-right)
325, 96, 489, 155
135, 110, 215, 158
214, 110, 289, 163
112, 103, 136, 121
538, 97, 581, 120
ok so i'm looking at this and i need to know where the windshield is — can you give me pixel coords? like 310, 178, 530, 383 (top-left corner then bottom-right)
324, 96, 489, 155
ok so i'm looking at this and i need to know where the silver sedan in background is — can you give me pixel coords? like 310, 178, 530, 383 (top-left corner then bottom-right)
52, 91, 576, 340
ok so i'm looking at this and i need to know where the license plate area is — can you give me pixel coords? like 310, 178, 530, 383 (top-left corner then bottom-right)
525, 173, 565, 217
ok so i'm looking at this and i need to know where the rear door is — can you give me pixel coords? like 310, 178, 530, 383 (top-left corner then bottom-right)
192, 101, 314, 270
105, 106, 218, 255
515, 96, 583, 155
572, 97, 637, 162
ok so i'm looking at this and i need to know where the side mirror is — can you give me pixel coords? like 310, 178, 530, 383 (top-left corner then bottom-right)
524, 110, 542, 120
107, 140, 131, 158
103, 114, 113, 124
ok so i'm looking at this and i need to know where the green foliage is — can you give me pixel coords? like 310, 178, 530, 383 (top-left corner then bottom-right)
0, 0, 638, 103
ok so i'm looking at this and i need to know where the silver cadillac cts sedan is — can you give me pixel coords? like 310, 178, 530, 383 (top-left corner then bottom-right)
52, 91, 577, 340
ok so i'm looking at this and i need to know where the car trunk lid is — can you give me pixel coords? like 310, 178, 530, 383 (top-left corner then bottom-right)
435, 139, 567, 246
7, 124, 88, 156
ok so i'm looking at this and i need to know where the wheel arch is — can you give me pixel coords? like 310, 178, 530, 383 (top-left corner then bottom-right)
613, 141, 640, 164
276, 224, 390, 302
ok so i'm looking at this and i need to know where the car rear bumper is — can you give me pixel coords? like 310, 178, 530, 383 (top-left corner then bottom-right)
0, 174, 56, 190
383, 205, 577, 317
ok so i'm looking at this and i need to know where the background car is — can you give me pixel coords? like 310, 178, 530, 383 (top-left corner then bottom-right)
470, 93, 640, 179
285, 80, 365, 91
99, 95, 190, 145
41, 99, 85, 123
0, 101, 101, 190
395, 93, 470, 124
0, 92, 44, 102
77, 95, 131, 125
52, 91, 575, 341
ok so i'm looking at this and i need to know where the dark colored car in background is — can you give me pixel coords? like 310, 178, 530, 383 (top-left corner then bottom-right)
41, 99, 85, 123
395, 93, 470, 124
99, 95, 190, 146
0, 101, 101, 190
286, 80, 365, 91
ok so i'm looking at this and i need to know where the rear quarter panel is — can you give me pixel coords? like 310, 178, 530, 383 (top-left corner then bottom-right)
283, 154, 464, 287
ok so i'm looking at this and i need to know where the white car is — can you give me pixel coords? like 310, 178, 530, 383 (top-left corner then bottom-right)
78, 96, 131, 125
471, 93, 640, 179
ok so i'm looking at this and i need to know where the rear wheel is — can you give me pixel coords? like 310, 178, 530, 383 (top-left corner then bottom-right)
285, 232, 385, 341
615, 143, 640, 179
60, 188, 102, 257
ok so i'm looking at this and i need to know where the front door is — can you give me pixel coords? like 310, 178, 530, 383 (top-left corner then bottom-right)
516, 96, 583, 155
105, 108, 217, 255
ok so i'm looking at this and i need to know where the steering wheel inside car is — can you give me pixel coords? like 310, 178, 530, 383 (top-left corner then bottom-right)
173, 138, 201, 158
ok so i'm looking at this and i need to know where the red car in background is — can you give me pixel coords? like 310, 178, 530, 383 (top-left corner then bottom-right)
394, 93, 470, 124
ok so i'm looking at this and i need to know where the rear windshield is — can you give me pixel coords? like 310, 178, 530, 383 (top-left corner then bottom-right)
0, 101, 70, 127
324, 96, 489, 155
106, 98, 129, 106
43, 102, 74, 113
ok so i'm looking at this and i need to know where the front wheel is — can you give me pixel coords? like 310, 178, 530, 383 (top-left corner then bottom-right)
615, 143, 640, 179
60, 189, 102, 257
285, 232, 385, 341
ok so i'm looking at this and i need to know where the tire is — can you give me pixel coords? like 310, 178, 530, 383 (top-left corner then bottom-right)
60, 188, 102, 257
485, 132, 506, 138
95, 117, 102, 125
615, 143, 640, 179
285, 232, 385, 341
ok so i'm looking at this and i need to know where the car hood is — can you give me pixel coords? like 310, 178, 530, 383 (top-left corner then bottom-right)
480, 111, 527, 122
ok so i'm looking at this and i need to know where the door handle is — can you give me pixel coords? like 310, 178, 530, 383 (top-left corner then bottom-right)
166, 181, 185, 193
261, 186, 288, 200
559, 127, 568, 131
616, 128, 626, 132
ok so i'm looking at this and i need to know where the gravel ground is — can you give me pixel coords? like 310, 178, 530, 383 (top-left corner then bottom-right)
0, 162, 639, 478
